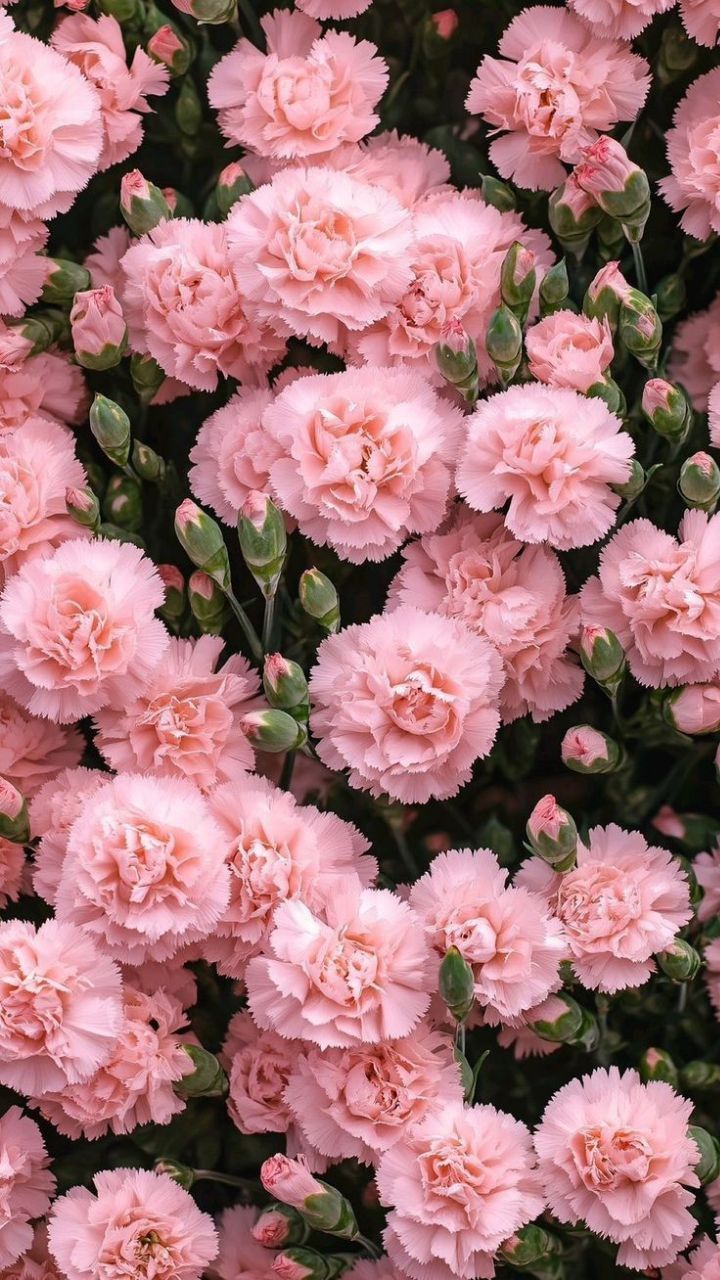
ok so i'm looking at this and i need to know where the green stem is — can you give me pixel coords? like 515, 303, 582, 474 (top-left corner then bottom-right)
237, 0, 264, 46
356, 1236, 381, 1261
279, 749, 296, 793
225, 590, 263, 664
193, 1170, 259, 1189
262, 592, 277, 654
631, 239, 648, 295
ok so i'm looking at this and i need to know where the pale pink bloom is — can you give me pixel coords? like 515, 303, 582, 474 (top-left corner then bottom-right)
665, 1237, 720, 1280
345, 131, 449, 209
122, 956, 198, 1012
226, 166, 414, 346
652, 805, 687, 841
668, 295, 720, 413
55, 772, 230, 965
0, 417, 87, 580
581, 512, 720, 687
0, 836, 23, 908
0, 1224, 62, 1280
0, 11, 102, 217
376, 1101, 545, 1280
387, 509, 583, 724
246, 880, 433, 1047
93, 635, 264, 791
0, 1107, 55, 1270
224, 1011, 299, 1135
695, 842, 720, 923
204, 774, 375, 977
569, 0, 673, 39
534, 1067, 699, 1269
0, 346, 87, 433
31, 985, 191, 1140
457, 384, 634, 551
0, 213, 47, 318
120, 219, 286, 392
51, 14, 168, 170
189, 387, 280, 527
344, 1259, 409, 1280
209, 9, 387, 159
262, 368, 463, 563
309, 606, 504, 804
670, 684, 720, 735
410, 847, 566, 1024
661, 70, 720, 241
0, 694, 81, 797
710, 382, 720, 448
285, 1023, 463, 1165
47, 1169, 218, 1280
29, 767, 108, 907
0, 918, 123, 1096
0, 538, 169, 723
209, 1207, 275, 1280
560, 725, 611, 769
69, 285, 126, 363
85, 226, 131, 292
526, 310, 613, 392
705, 939, 720, 1020
295, 0, 371, 16
679, 0, 720, 45
517, 824, 691, 993
465, 6, 649, 190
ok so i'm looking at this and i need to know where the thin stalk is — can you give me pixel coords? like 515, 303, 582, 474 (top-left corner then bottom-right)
225, 589, 263, 664
262, 592, 277, 654
631, 240, 648, 295
193, 1170, 259, 1189
279, 749, 297, 793
356, 1236, 381, 1261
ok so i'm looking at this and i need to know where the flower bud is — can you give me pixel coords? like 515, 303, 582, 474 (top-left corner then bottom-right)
103, 474, 143, 532
574, 137, 651, 242
438, 946, 475, 1022
130, 352, 165, 406
162, 187, 194, 219
526, 795, 578, 872
132, 440, 166, 484
480, 175, 516, 213
681, 1061, 720, 1090
500, 242, 536, 326
657, 938, 702, 982
680, 452, 720, 511
430, 7, 458, 38
41, 257, 91, 306
657, 22, 697, 84
175, 499, 231, 592
639, 1047, 679, 1087
0, 777, 29, 844
580, 626, 625, 688
98, 523, 146, 549
619, 294, 662, 371
120, 169, 170, 235
299, 569, 340, 633
157, 564, 186, 627
238, 491, 287, 599
531, 992, 597, 1048
549, 174, 603, 258
188, 569, 227, 634
665, 684, 720, 735
486, 305, 522, 385
263, 654, 309, 721
434, 319, 478, 402
66, 485, 100, 531
538, 259, 569, 317
586, 377, 626, 416
70, 285, 128, 371
561, 725, 624, 774
689, 1126, 720, 1184
89, 393, 131, 467
147, 24, 192, 75
498, 1225, 562, 1272
242, 709, 307, 754
175, 77, 202, 136
97, 0, 137, 19
261, 1157, 359, 1241
583, 261, 633, 330
154, 1159, 195, 1190
641, 378, 692, 442
170, 0, 238, 23
612, 458, 646, 502
175, 1044, 228, 1098
654, 272, 687, 322
216, 162, 254, 217
273, 1250, 344, 1280
252, 1207, 309, 1250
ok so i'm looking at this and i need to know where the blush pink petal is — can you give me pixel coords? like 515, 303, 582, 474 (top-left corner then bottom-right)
0, 1107, 55, 1270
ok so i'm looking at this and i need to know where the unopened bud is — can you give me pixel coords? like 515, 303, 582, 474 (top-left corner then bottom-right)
70, 285, 128, 371
498, 1225, 563, 1272
216, 162, 254, 217
619, 293, 662, 371
162, 187, 193, 219
657, 22, 697, 84
175, 499, 231, 591
657, 938, 702, 982
639, 1047, 679, 1087
586, 376, 625, 416
612, 458, 646, 502
170, 0, 238, 22
575, 138, 650, 243
242, 709, 307, 754
175, 77, 202, 135
438, 946, 475, 1022
690, 1126, 720, 1184
500, 242, 536, 326
642, 378, 692, 442
680, 452, 720, 511
130, 352, 165, 405
549, 174, 603, 258
263, 654, 309, 721
66, 485, 100, 531
103, 474, 143, 532
0, 777, 29, 843
238, 492, 287, 599
531, 992, 598, 1050
480, 174, 516, 213
41, 257, 91, 305
157, 564, 186, 627
154, 1159, 195, 1190
665, 684, 720, 736
486, 305, 522, 385
252, 1206, 309, 1250
131, 440, 166, 484
147, 25, 192, 75
655, 272, 687, 322
188, 569, 227, 634
430, 7, 458, 38
539, 259, 569, 316
120, 169, 170, 235
561, 725, 624, 774
583, 261, 633, 331
299, 569, 340, 633
682, 1061, 720, 1090
580, 626, 625, 688
97, 0, 137, 19
526, 795, 577, 872
89, 394, 131, 467
273, 1250, 344, 1280
98, 523, 146, 549
434, 319, 478, 402
175, 1044, 228, 1098
261, 1156, 359, 1240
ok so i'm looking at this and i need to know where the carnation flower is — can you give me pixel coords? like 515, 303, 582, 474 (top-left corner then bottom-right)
93, 635, 264, 791
309, 606, 503, 803
208, 9, 387, 159
0, 416, 87, 580
30, 767, 109, 906
496, 996, 565, 1060
54, 772, 230, 965
668, 295, 720, 413
0, 212, 47, 318
465, 6, 649, 191
0, 537, 169, 723
261, 368, 463, 563
226, 166, 414, 346
705, 939, 720, 1020
695, 843, 720, 923
581, 512, 720, 688
224, 1010, 300, 1137
0, 837, 23, 909
0, 693, 82, 796
343, 131, 449, 209
457, 384, 634, 551
516, 824, 691, 993
295, 0, 371, 15
568, 0, 674, 39
47, 1169, 218, 1280
661, 70, 720, 241
534, 1067, 699, 1269
120, 218, 286, 392
0, 1224, 62, 1280
376, 1101, 545, 1280
85, 226, 131, 292
525, 310, 614, 392
246, 880, 433, 1048
0, 343, 87, 433
669, 684, 720, 735
410, 847, 566, 1024
208, 1207, 276, 1280
387, 509, 583, 724
0, 1108, 55, 1271
189, 387, 279, 526
679, 0, 720, 45
0, 918, 123, 1096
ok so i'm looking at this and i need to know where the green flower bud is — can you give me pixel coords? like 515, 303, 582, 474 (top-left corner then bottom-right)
302, 1189, 359, 1241
98, 524, 146, 549
130, 352, 166, 405
574, 138, 651, 243
657, 22, 697, 84
147, 25, 193, 77
66, 485, 101, 532
238, 491, 287, 599
679, 452, 720, 511
216, 162, 255, 217
583, 262, 633, 331
498, 1225, 563, 1274
549, 177, 603, 259
175, 1045, 228, 1098
175, 78, 202, 136
586, 377, 626, 416
41, 258, 91, 306
500, 241, 536, 327
639, 1047, 679, 1087
182, 0, 237, 21
539, 260, 569, 317
242, 709, 307, 754
580, 625, 625, 688
7, 316, 55, 356
612, 459, 646, 502
162, 187, 194, 219
273, 1249, 345, 1280
154, 1159, 196, 1191
103, 474, 143, 532
434, 320, 478, 402
642, 379, 692, 441
132, 440, 166, 484
188, 570, 227, 634
251, 1205, 310, 1248
89, 394, 131, 467
681, 1061, 720, 1090
526, 795, 578, 872
655, 272, 687, 322
0, 777, 30, 844
532, 993, 599, 1048
561, 725, 624, 774
157, 564, 186, 628
97, 0, 138, 20
264, 654, 309, 721
480, 174, 516, 213
619, 294, 663, 370
175, 499, 231, 591
657, 938, 702, 982
120, 170, 170, 236
689, 1126, 720, 1184
299, 569, 340, 633
438, 946, 475, 1022
486, 305, 522, 385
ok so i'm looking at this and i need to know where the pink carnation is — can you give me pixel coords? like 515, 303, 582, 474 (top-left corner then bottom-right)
262, 368, 463, 563
0, 1107, 55, 1270
534, 1067, 699, 1269
516, 824, 691, 993
0, 837, 23, 909
0, 1224, 62, 1280
581, 512, 720, 687
226, 165, 414, 346
224, 1010, 300, 1137
668, 295, 720, 413
55, 772, 230, 965
51, 14, 168, 170
209, 1207, 276, 1280
0, 693, 82, 797
208, 9, 387, 159
0, 344, 87, 433
0, 537, 169, 722
667, 1237, 720, 1280
465, 6, 649, 190
410, 847, 566, 1024
495, 996, 565, 1060
0, 416, 87, 580
661, 70, 720, 241
457, 384, 634, 551
120, 218, 286, 392
679, 0, 720, 45
0, 212, 47, 318
376, 1101, 545, 1280
29, 767, 109, 907
93, 635, 264, 791
85, 226, 131, 291
309, 606, 503, 803
695, 843, 720, 923
189, 388, 280, 526
568, 0, 674, 39
387, 509, 583, 724
0, 918, 123, 1096
246, 880, 433, 1048
525, 310, 614, 392
47, 1169, 218, 1280
344, 131, 449, 209
669, 683, 720, 734
710, 382, 720, 448
295, 0, 372, 16
705, 939, 720, 1020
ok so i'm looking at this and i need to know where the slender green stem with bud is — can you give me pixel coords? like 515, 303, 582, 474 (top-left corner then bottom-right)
192, 1170, 260, 1190
225, 590, 264, 664
262, 592, 277, 654
631, 240, 648, 295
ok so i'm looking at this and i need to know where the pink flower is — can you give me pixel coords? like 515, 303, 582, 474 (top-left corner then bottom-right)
262, 368, 463, 563
85, 226, 131, 292
93, 635, 264, 791
0, 1224, 62, 1280
284, 1024, 463, 1165
0, 837, 23, 909
55, 772, 230, 965
341, 131, 449, 209
204, 774, 375, 978
387, 509, 583, 724
669, 684, 720, 735
226, 166, 414, 346
0, 693, 81, 797
560, 725, 612, 770
679, 0, 720, 45
661, 70, 720, 240
0, 537, 169, 722
516, 824, 691, 993
0, 918, 123, 1096
496, 997, 565, 1060
309, 606, 504, 803
0, 417, 87, 580
208, 9, 387, 159
534, 1067, 699, 1269
376, 1101, 545, 1280
0, 212, 47, 318
668, 295, 720, 413
525, 310, 613, 392
581, 512, 720, 687
224, 1011, 299, 1135
0, 1107, 55, 1270
209, 1207, 276, 1280
0, 345, 87, 433
120, 218, 286, 392
295, 0, 372, 16
51, 14, 168, 170
711, 382, 720, 448
261, 1155, 324, 1207
189, 388, 280, 526
29, 767, 109, 907
410, 847, 566, 1024
246, 880, 433, 1047
568, 0, 674, 39
465, 6, 649, 191
695, 842, 720, 922
47, 1169, 218, 1280
666, 1237, 720, 1280
69, 285, 127, 366
457, 384, 634, 551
